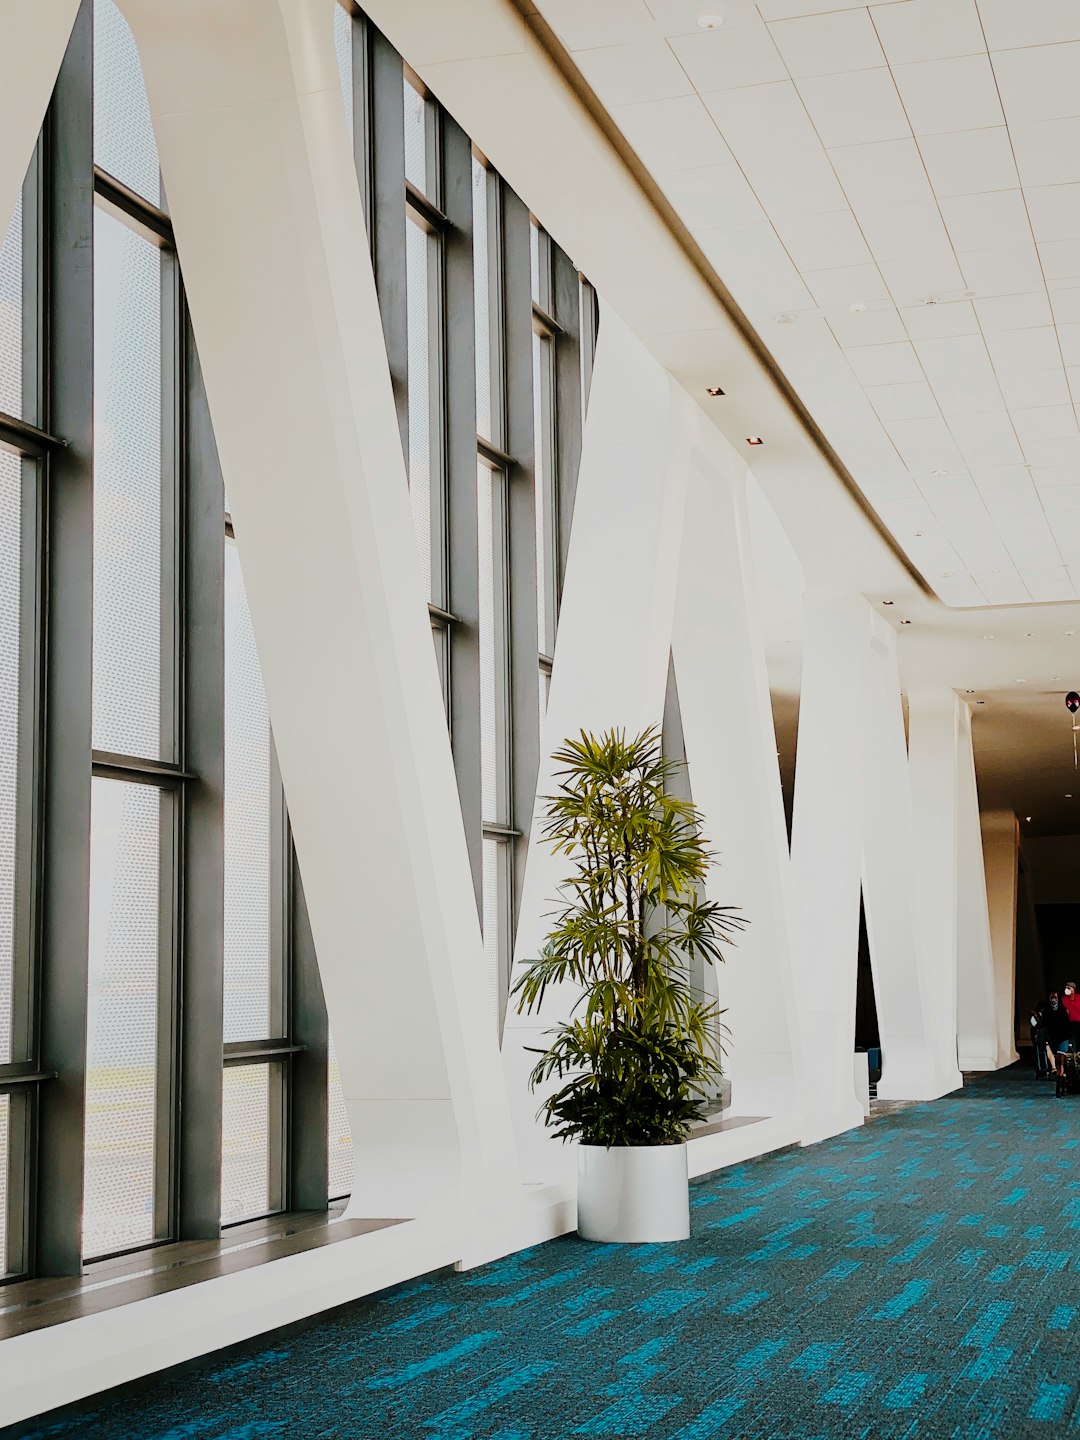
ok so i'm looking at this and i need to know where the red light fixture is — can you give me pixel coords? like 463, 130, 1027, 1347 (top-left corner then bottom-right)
746, 436, 764, 446
706, 385, 725, 397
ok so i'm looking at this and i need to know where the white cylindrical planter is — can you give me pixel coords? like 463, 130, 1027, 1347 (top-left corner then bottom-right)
577, 1143, 690, 1243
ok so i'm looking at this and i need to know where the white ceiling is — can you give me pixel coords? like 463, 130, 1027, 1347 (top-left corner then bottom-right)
538, 0, 1080, 609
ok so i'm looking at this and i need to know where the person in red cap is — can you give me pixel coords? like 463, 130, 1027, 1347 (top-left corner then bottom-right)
1054, 982, 1080, 1089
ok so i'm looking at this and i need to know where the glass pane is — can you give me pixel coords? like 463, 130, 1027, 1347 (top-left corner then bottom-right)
93, 0, 160, 208
403, 79, 427, 193
92, 208, 162, 759
327, 1030, 354, 1201
530, 222, 540, 303
0, 195, 21, 418
333, 1, 353, 137
221, 1063, 274, 1224
406, 218, 433, 597
533, 330, 554, 655
84, 778, 162, 1260
224, 541, 274, 1043
0, 453, 21, 1065
472, 160, 492, 444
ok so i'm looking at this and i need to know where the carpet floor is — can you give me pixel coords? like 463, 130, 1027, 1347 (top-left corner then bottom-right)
16, 1067, 1080, 1439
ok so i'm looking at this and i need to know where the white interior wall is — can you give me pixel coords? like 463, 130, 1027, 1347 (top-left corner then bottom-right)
981, 812, 1020, 1066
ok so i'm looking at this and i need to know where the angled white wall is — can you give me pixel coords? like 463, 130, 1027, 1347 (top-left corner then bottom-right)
955, 725, 1008, 1070
862, 622, 962, 1101
0, 0, 80, 242
672, 449, 804, 1136
503, 301, 693, 1183
118, 0, 517, 1219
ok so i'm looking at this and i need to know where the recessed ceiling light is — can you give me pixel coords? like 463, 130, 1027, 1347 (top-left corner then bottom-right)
705, 385, 725, 397
900, 618, 912, 625
1068, 632, 1075, 638
965, 689, 975, 694
848, 302, 867, 313
1052, 675, 1062, 681
930, 468, 948, 476
1067, 794, 1073, 799
982, 634, 995, 640
977, 700, 986, 705
746, 436, 764, 446
697, 12, 725, 27
1026, 815, 1033, 822
775, 313, 796, 325
882, 600, 894, 606
923, 296, 940, 306
1017, 678, 1026, 683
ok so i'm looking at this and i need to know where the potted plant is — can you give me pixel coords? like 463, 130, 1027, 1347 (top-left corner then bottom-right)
512, 727, 745, 1243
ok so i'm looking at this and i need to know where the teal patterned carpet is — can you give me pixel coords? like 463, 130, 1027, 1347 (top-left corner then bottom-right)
15, 1067, 1080, 1439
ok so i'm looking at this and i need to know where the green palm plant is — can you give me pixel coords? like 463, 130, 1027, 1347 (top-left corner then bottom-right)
512, 726, 746, 1147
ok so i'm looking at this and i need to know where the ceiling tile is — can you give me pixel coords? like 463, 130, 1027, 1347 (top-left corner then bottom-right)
612, 95, 734, 170
1010, 118, 1080, 187
695, 222, 817, 310
997, 367, 1072, 408
1067, 366, 1080, 402
947, 411, 1025, 466
772, 209, 871, 270
1064, 325, 1080, 364
901, 299, 979, 338
1032, 465, 1080, 488
884, 415, 965, 472
975, 292, 1054, 331
845, 341, 924, 386
984, 326, 1062, 373
798, 69, 910, 149
1039, 485, 1080, 511
870, 0, 984, 65
802, 261, 890, 308
701, 80, 819, 153
855, 198, 955, 263
915, 333, 1005, 412
827, 306, 907, 346
971, 464, 1035, 490
892, 55, 1004, 135
1013, 405, 1079, 442
992, 42, 1080, 126
879, 254, 968, 306
1026, 184, 1080, 243
1051, 288, 1080, 324
977, 0, 1080, 50
768, 10, 885, 78
669, 24, 788, 91
829, 137, 934, 207
940, 190, 1032, 252
917, 127, 1019, 197
866, 380, 941, 420
735, 146, 851, 217
659, 163, 765, 227
755, 0, 868, 19
644, 0, 764, 34
960, 243, 1044, 295
1022, 434, 1080, 464
574, 40, 694, 104
547, 0, 657, 51
918, 471, 978, 495
1039, 239, 1080, 281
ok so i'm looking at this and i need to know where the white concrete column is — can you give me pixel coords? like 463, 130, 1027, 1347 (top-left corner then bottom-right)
672, 454, 804, 1134
502, 302, 693, 1182
0, 0, 81, 240
119, 0, 517, 1219
955, 710, 1005, 1070
982, 811, 1020, 1067
908, 688, 968, 1086
788, 589, 872, 1145
861, 622, 961, 1101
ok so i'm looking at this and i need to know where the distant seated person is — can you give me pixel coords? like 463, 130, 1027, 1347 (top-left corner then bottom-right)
1030, 1002, 1053, 1078
1053, 983, 1080, 1081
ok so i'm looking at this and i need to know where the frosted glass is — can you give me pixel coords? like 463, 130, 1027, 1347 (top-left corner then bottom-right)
221, 1063, 273, 1224
93, 0, 160, 207
0, 1095, 8, 1275
83, 779, 161, 1259
0, 195, 21, 418
478, 462, 497, 823
327, 1030, 354, 1201
0, 453, 20, 1065
406, 218, 433, 597
224, 540, 274, 1042
333, 1, 353, 136
92, 209, 162, 759
404, 79, 427, 193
